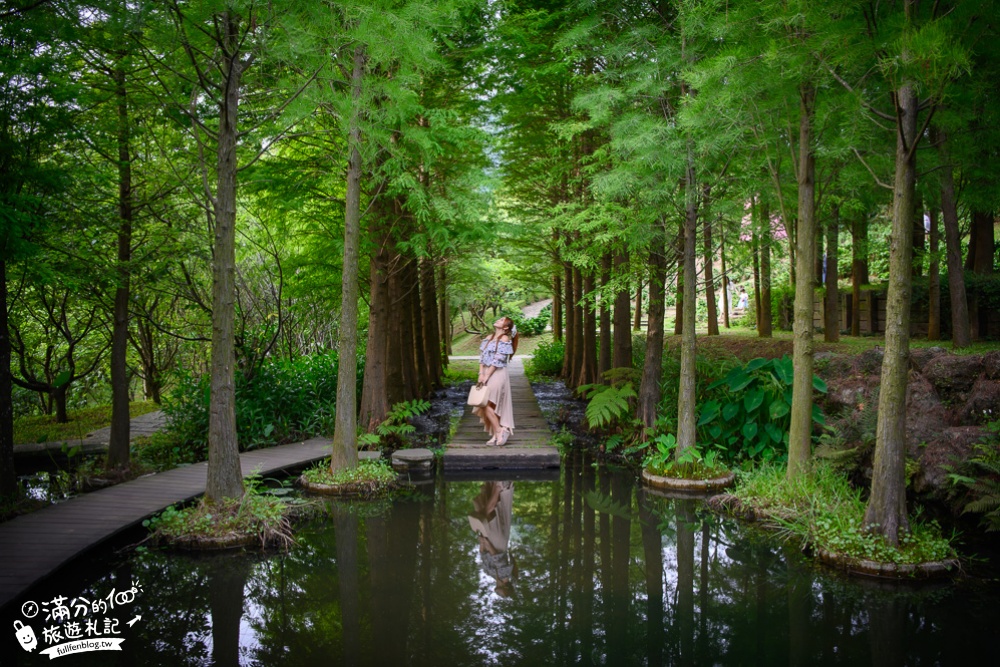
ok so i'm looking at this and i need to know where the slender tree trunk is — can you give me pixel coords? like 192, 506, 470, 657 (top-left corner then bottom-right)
386, 251, 407, 405
704, 215, 719, 336
677, 157, 698, 457
599, 253, 612, 377
331, 45, 366, 472
815, 222, 824, 287
721, 237, 730, 328
751, 219, 761, 330
851, 214, 866, 336
360, 211, 391, 432
787, 82, 816, 480
54, 386, 69, 424
638, 220, 666, 430
674, 221, 684, 336
0, 259, 14, 500
935, 128, 971, 348
928, 208, 941, 340
633, 283, 643, 331
912, 197, 925, 278
207, 14, 246, 501
613, 251, 632, 368
581, 271, 598, 385
759, 200, 773, 338
552, 271, 562, 342
420, 254, 442, 388
571, 265, 585, 387
863, 73, 918, 546
824, 204, 840, 343
108, 61, 132, 469
408, 256, 429, 395
438, 263, 450, 360
970, 211, 995, 274
561, 259, 574, 378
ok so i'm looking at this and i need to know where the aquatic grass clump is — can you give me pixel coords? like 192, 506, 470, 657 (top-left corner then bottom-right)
144, 475, 303, 550
300, 459, 398, 498
732, 463, 956, 565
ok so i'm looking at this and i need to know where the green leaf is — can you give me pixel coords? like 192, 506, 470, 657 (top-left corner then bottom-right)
742, 421, 758, 441
769, 399, 790, 420
727, 368, 754, 392
722, 402, 739, 421
745, 357, 770, 372
698, 400, 720, 426
744, 390, 764, 413
813, 375, 828, 394
765, 423, 783, 443
708, 424, 722, 440
773, 356, 794, 385
54, 370, 71, 388
812, 405, 826, 425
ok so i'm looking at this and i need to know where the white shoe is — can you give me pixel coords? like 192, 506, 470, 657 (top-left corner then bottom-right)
485, 435, 497, 446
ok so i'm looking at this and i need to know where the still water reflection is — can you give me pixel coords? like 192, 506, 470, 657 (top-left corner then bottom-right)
7, 453, 1000, 666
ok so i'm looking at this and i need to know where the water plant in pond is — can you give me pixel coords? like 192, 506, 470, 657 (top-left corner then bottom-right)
143, 473, 304, 549
732, 463, 956, 565
641, 433, 729, 480
300, 458, 398, 498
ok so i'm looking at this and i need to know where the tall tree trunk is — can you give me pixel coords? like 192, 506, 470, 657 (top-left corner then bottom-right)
419, 254, 442, 388
633, 282, 643, 331
571, 265, 585, 387
721, 236, 730, 328
408, 256, 429, 396
970, 210, 995, 274
108, 60, 132, 469
751, 220, 761, 330
704, 214, 719, 336
928, 208, 941, 340
360, 211, 391, 431
677, 157, 698, 457
863, 72, 918, 546
912, 197, 925, 278
787, 82, 816, 480
438, 263, 450, 359
331, 45, 366, 473
599, 253, 612, 377
207, 13, 246, 501
612, 251, 632, 368
552, 271, 562, 342
581, 271, 598, 384
674, 220, 684, 336
759, 200, 773, 338
934, 127, 971, 348
0, 259, 14, 501
824, 204, 840, 343
638, 220, 666, 430
815, 222, 824, 287
561, 259, 575, 378
851, 214, 867, 336
386, 251, 407, 405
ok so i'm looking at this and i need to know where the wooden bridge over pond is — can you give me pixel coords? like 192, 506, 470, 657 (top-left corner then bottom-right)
443, 357, 561, 472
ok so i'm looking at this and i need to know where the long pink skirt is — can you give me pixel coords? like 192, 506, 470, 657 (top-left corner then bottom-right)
472, 366, 515, 436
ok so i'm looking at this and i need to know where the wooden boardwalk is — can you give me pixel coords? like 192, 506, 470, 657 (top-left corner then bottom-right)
0, 437, 349, 611
443, 357, 561, 471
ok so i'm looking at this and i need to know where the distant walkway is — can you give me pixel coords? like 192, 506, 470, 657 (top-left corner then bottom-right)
521, 298, 552, 318
443, 357, 560, 472
0, 437, 371, 611
14, 410, 167, 459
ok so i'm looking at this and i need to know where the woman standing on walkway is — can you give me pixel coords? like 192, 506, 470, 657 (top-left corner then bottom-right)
475, 316, 518, 446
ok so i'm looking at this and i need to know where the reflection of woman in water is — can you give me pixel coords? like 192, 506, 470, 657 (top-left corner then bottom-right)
468, 481, 516, 597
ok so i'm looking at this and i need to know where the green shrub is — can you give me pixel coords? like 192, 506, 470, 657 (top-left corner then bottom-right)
511, 306, 550, 336
162, 350, 364, 453
527, 338, 564, 376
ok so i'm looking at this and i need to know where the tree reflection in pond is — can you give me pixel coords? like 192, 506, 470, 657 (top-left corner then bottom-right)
9, 451, 999, 666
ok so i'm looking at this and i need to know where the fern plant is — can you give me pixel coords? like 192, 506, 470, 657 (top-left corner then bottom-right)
960, 446, 1000, 532
579, 382, 637, 431
361, 399, 431, 450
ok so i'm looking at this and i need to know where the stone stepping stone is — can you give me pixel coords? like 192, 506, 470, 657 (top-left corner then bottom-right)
391, 448, 435, 474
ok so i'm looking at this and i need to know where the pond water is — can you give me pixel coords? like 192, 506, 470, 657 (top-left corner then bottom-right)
6, 452, 1000, 666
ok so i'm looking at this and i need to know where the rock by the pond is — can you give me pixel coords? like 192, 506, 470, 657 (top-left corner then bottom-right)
391, 448, 435, 474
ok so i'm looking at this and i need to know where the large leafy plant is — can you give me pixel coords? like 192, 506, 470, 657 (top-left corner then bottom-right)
697, 356, 826, 464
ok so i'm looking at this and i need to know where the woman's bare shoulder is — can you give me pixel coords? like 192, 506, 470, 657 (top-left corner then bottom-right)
499, 335, 511, 342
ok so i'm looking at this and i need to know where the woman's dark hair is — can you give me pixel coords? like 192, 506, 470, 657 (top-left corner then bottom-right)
491, 316, 519, 356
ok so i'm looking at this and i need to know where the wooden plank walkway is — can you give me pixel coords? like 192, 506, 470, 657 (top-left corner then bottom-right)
443, 357, 560, 471
0, 437, 351, 611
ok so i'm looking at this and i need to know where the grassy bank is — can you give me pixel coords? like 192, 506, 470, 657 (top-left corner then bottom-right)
15, 401, 160, 445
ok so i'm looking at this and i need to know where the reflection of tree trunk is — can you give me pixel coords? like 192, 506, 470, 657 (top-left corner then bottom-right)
609, 473, 632, 659
639, 490, 663, 667
787, 556, 811, 666
676, 499, 695, 667
581, 453, 596, 667
600, 254, 612, 377
370, 496, 421, 665
208, 557, 249, 667
869, 598, 906, 667
334, 505, 361, 664
613, 252, 632, 368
